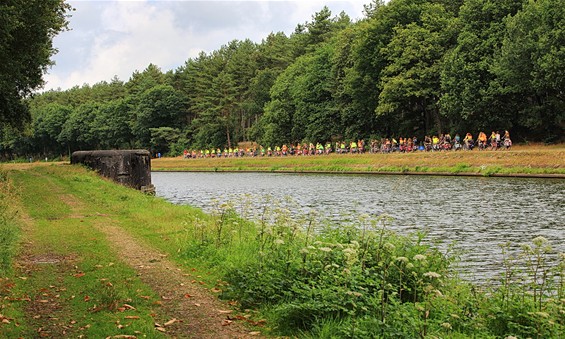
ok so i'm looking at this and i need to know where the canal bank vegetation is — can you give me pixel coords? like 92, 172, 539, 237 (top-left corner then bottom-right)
152, 144, 565, 177
1, 165, 564, 338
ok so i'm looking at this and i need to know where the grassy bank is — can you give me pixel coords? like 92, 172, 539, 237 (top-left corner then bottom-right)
1, 165, 564, 338
152, 144, 565, 177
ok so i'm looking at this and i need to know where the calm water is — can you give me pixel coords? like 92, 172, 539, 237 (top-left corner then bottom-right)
152, 172, 565, 281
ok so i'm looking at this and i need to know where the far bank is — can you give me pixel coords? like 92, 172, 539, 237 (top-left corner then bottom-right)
152, 144, 565, 178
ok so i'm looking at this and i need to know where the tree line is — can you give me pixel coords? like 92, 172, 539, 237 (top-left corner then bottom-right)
1, 0, 563, 160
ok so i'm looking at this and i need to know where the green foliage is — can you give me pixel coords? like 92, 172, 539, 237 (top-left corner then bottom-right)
0, 170, 19, 274
0, 0, 71, 128
172, 197, 564, 338
494, 0, 565, 141
5, 0, 565, 159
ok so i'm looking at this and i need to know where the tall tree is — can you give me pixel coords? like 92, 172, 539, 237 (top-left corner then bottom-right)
378, 3, 457, 136
0, 0, 71, 127
440, 0, 526, 132
494, 0, 565, 141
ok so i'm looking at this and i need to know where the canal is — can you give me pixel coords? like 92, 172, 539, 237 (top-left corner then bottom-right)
152, 172, 565, 281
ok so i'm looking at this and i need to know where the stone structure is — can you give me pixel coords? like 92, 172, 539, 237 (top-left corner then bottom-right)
71, 150, 155, 194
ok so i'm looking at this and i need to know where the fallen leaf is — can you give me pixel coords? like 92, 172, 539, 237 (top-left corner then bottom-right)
74, 273, 85, 278
123, 304, 136, 310
221, 320, 233, 326
249, 331, 261, 336
210, 288, 222, 293
217, 310, 232, 314
161, 296, 172, 300
194, 303, 201, 307
164, 318, 177, 326
83, 296, 90, 302
155, 327, 166, 333
183, 293, 191, 298
139, 295, 150, 300
124, 316, 139, 320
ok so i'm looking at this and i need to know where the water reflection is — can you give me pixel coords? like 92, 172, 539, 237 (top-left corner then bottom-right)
152, 172, 565, 281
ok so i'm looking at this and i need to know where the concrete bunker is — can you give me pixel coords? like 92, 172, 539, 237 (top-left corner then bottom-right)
71, 150, 155, 194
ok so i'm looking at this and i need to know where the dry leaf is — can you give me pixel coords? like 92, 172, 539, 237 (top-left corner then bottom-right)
210, 288, 222, 293
183, 293, 191, 298
217, 310, 232, 314
155, 327, 166, 332
124, 316, 139, 320
74, 273, 85, 278
249, 331, 261, 336
221, 320, 233, 326
123, 304, 136, 310
164, 318, 178, 326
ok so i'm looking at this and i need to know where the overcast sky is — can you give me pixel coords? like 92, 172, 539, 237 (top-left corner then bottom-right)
43, 0, 369, 91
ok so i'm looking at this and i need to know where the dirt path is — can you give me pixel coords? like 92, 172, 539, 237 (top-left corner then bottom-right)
14, 184, 263, 338
95, 223, 261, 338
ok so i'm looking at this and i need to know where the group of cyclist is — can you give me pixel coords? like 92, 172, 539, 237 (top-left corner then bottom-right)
182, 130, 512, 159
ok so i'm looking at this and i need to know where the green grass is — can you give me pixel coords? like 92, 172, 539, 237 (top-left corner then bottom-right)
1, 167, 166, 338
1, 165, 564, 338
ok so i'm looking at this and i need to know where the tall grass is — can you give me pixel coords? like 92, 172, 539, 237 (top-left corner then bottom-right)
167, 197, 565, 338
0, 169, 19, 274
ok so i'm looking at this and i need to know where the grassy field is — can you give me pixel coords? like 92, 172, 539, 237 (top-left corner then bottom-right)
0, 165, 258, 338
152, 144, 565, 177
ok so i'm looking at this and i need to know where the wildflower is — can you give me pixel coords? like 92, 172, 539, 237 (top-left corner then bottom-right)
450, 314, 460, 319
350, 240, 360, 248
521, 244, 532, 252
532, 236, 548, 247
300, 248, 309, 255
324, 263, 339, 270
274, 239, 285, 245
441, 322, 452, 330
504, 336, 518, 339
423, 272, 442, 279
319, 247, 332, 253
383, 242, 395, 252
535, 311, 550, 318
396, 257, 409, 264
406, 263, 414, 270
413, 254, 426, 261
346, 291, 363, 297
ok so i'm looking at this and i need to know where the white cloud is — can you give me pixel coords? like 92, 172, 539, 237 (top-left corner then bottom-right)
43, 0, 368, 91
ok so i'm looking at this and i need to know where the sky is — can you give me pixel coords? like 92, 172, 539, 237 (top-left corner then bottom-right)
43, 0, 369, 91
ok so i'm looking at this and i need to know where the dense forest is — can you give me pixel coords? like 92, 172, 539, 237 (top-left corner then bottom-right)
1, 0, 563, 159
